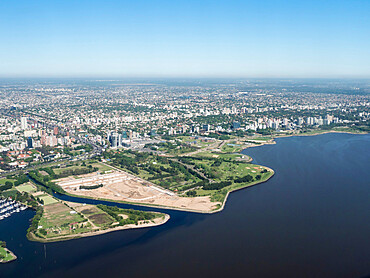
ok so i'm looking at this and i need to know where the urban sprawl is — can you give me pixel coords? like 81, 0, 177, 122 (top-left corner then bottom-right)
0, 80, 368, 172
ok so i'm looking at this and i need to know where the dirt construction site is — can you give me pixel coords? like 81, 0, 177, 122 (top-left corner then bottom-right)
55, 170, 219, 212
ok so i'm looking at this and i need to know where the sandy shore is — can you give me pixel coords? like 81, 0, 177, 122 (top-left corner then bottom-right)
29, 214, 170, 243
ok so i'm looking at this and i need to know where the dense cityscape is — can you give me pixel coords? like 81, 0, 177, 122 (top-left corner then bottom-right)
0, 79, 369, 173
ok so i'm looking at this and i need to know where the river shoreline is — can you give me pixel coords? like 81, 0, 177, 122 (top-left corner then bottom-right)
28, 214, 170, 243
31, 131, 367, 218
274, 129, 367, 138
58, 165, 274, 215
242, 130, 368, 150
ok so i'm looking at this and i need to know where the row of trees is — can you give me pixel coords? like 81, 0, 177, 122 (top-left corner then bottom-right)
80, 184, 103, 190
234, 175, 254, 183
97, 205, 158, 226
203, 181, 232, 190
0, 175, 29, 192
108, 151, 204, 187
186, 190, 197, 196
27, 207, 44, 237
28, 171, 65, 194
13, 191, 39, 208
40, 166, 98, 180
0, 182, 13, 192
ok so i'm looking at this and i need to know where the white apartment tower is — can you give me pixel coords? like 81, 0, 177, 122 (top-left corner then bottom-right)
21, 117, 28, 130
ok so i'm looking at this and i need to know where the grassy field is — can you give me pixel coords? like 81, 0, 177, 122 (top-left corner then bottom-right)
105, 144, 273, 203
249, 136, 273, 141
53, 165, 86, 174
195, 167, 274, 203
180, 156, 268, 182
194, 151, 244, 160
29, 194, 167, 242
15, 183, 36, 194
52, 161, 113, 175
174, 152, 274, 206
89, 162, 114, 172
154, 136, 218, 155
106, 150, 203, 191
38, 194, 58, 205
35, 201, 89, 240
0, 246, 16, 263
0, 178, 16, 185
221, 142, 246, 153
157, 144, 198, 155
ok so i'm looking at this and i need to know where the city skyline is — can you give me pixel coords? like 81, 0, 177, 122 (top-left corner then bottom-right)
1, 0, 369, 78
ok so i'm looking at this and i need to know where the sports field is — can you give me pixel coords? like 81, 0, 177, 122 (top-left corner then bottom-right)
38, 194, 58, 205
15, 183, 36, 193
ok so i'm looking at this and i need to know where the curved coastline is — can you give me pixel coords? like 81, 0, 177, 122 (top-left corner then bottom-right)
26, 131, 367, 244
0, 248, 17, 263
274, 130, 368, 139
57, 165, 275, 214
212, 166, 275, 213
242, 131, 368, 152
28, 214, 170, 243
51, 141, 280, 215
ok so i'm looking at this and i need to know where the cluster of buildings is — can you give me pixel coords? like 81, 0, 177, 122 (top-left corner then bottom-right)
0, 80, 368, 153
0, 116, 74, 153
244, 115, 340, 131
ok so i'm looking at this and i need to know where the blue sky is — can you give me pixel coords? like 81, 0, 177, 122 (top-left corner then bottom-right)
0, 0, 369, 78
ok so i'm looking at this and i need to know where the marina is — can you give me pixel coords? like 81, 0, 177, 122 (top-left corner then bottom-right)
0, 198, 28, 221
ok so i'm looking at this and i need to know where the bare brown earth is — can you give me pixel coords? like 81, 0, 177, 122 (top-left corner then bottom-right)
55, 170, 220, 213
29, 199, 170, 243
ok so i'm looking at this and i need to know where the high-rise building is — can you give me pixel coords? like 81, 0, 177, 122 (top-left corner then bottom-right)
323, 119, 330, 125
27, 137, 33, 148
47, 135, 58, 147
306, 117, 314, 125
233, 122, 241, 129
21, 117, 28, 130
108, 132, 121, 148
41, 135, 47, 145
